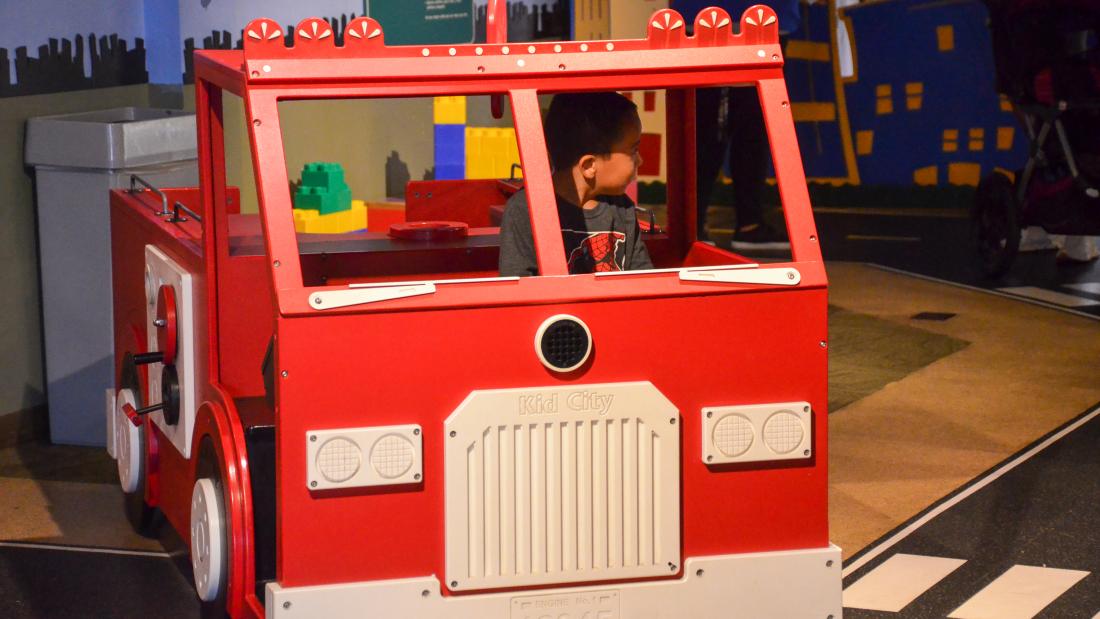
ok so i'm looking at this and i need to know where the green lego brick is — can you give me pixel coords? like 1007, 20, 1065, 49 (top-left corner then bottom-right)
293, 162, 352, 215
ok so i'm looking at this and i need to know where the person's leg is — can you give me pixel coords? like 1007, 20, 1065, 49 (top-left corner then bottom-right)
695, 86, 730, 238
726, 84, 769, 232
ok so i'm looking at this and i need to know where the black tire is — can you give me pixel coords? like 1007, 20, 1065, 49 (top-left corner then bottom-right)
119, 353, 164, 538
195, 437, 231, 619
972, 171, 1021, 277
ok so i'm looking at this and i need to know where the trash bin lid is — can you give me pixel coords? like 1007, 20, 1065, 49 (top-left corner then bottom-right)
25, 107, 196, 170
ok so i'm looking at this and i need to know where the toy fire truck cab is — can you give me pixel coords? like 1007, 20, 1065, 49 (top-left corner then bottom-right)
107, 6, 839, 618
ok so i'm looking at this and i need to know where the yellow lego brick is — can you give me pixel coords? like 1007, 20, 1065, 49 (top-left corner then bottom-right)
1000, 94, 1013, 112
913, 166, 939, 186
997, 127, 1015, 150
856, 130, 874, 156
434, 96, 467, 125
948, 162, 981, 186
294, 200, 367, 234
937, 25, 954, 52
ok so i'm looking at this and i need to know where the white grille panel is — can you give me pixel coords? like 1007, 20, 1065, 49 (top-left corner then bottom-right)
445, 382, 680, 591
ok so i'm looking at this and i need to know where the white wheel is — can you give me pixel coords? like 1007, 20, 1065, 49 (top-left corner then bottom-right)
190, 477, 227, 602
115, 388, 143, 494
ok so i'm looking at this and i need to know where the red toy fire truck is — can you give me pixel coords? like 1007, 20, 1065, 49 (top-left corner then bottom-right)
106, 5, 838, 617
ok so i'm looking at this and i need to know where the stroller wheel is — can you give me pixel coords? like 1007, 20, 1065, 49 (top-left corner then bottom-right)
972, 171, 1020, 277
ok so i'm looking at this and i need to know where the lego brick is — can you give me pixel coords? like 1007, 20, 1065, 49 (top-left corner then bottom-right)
433, 96, 467, 125
293, 199, 367, 233
435, 124, 466, 166
294, 161, 352, 215
435, 163, 465, 181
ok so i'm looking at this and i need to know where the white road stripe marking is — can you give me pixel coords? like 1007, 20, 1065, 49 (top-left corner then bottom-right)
0, 541, 170, 558
997, 286, 1100, 307
843, 404, 1100, 578
1064, 282, 1100, 295
843, 553, 966, 611
948, 565, 1089, 619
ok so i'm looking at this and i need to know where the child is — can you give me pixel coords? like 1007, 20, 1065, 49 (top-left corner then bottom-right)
499, 92, 654, 276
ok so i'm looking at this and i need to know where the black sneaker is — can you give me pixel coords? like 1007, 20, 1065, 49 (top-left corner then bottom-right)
728, 224, 790, 251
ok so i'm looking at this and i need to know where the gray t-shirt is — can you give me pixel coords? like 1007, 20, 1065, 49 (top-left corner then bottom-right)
498, 189, 654, 276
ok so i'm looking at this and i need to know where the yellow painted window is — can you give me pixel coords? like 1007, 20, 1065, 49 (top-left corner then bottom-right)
856, 130, 874, 156
905, 82, 923, 111
997, 127, 1015, 150
937, 25, 954, 52
1000, 94, 1013, 112
942, 129, 959, 153
914, 166, 938, 186
969, 128, 985, 151
948, 162, 981, 186
876, 84, 893, 115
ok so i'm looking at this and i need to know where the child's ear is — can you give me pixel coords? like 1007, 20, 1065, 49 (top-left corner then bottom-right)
578, 154, 598, 179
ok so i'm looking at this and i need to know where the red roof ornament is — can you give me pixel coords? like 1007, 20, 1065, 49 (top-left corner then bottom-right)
295, 17, 336, 48
647, 9, 688, 49
694, 7, 733, 46
344, 17, 385, 48
740, 4, 780, 46
243, 18, 284, 53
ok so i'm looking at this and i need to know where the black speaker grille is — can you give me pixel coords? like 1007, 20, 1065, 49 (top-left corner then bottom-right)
540, 318, 590, 370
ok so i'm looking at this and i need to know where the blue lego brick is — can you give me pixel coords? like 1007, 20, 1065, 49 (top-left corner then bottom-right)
434, 124, 466, 166
435, 163, 465, 180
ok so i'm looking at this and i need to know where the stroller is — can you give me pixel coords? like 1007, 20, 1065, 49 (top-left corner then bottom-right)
974, 0, 1100, 275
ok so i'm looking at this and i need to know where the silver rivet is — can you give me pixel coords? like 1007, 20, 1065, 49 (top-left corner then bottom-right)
517, 59, 525, 67
413, 428, 420, 435
810, 235, 817, 242
669, 417, 676, 424
449, 430, 457, 437
263, 64, 272, 73
251, 71, 259, 78
558, 64, 566, 70
154, 318, 167, 328
281, 370, 288, 378
477, 66, 485, 73
450, 580, 458, 587
696, 569, 704, 576
787, 271, 795, 280
310, 435, 317, 442
528, 45, 536, 53
422, 48, 430, 56
606, 42, 615, 51
283, 601, 291, 609
414, 473, 421, 480
475, 46, 483, 55
827, 560, 834, 567
310, 481, 317, 488
421, 589, 430, 597
804, 406, 810, 413
554, 44, 562, 52
772, 54, 780, 60
706, 455, 713, 462
580, 43, 589, 51
273, 260, 281, 267
448, 47, 456, 56
313, 297, 322, 305
803, 449, 810, 456
502, 46, 510, 54
757, 49, 765, 57
252, 119, 261, 127
820, 340, 827, 348
781, 101, 790, 108
706, 411, 713, 418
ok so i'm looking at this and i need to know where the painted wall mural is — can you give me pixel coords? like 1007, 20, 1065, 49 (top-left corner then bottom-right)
0, 0, 146, 97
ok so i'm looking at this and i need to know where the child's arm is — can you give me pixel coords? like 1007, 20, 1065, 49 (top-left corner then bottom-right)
498, 194, 540, 277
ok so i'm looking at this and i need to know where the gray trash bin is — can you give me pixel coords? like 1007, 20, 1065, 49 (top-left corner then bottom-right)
25, 107, 198, 447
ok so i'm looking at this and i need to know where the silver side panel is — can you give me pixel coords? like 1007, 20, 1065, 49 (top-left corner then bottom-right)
266, 545, 843, 619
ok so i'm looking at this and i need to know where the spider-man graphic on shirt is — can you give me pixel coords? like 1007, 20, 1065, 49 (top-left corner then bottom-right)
565, 229, 626, 273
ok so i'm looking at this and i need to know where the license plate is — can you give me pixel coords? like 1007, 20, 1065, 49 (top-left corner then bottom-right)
510, 589, 620, 619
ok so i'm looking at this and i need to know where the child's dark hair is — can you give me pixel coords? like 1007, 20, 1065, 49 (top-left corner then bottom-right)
544, 92, 639, 171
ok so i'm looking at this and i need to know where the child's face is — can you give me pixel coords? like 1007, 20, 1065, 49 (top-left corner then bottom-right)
593, 114, 643, 195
